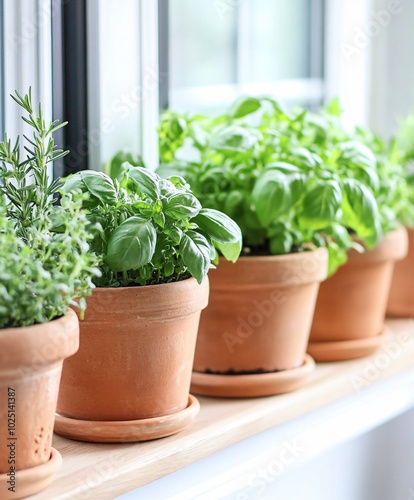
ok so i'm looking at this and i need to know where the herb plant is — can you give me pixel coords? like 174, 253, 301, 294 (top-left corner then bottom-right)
0, 90, 98, 327
381, 115, 414, 226
157, 96, 399, 273
62, 163, 242, 287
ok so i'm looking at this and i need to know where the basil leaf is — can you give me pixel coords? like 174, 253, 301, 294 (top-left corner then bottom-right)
213, 240, 241, 263
180, 230, 211, 284
126, 166, 160, 200
106, 150, 144, 181
210, 126, 258, 153
252, 170, 292, 226
230, 96, 261, 119
299, 180, 342, 230
80, 171, 117, 206
106, 217, 156, 271
341, 178, 380, 242
164, 191, 201, 219
193, 208, 242, 244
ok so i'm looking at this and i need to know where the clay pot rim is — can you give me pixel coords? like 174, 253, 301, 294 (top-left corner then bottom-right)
0, 448, 62, 497
218, 246, 327, 263
191, 354, 315, 398
307, 329, 385, 361
0, 308, 79, 370
348, 226, 408, 264
54, 395, 200, 442
81, 276, 209, 320
209, 247, 328, 287
0, 307, 76, 334
89, 275, 203, 293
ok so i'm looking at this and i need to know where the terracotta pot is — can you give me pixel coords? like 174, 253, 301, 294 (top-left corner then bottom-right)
57, 278, 209, 422
193, 248, 328, 374
0, 310, 79, 498
309, 227, 408, 360
387, 227, 414, 317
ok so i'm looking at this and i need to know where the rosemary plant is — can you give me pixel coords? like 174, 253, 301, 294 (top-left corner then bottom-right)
0, 89, 98, 327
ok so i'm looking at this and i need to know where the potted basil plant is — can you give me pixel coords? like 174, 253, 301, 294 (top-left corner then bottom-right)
157, 96, 333, 397
0, 90, 97, 499
156, 95, 406, 386
379, 116, 414, 317
56, 163, 242, 442
302, 103, 408, 361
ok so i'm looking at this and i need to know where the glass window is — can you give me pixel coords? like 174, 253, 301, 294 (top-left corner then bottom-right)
247, 0, 311, 82
169, 0, 237, 89
162, 0, 324, 113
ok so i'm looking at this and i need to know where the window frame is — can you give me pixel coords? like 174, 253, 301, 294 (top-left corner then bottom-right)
52, 0, 89, 176
1, 0, 53, 175
86, 0, 159, 171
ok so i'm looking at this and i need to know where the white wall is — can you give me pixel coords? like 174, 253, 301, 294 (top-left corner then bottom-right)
241, 408, 414, 500
369, 0, 414, 138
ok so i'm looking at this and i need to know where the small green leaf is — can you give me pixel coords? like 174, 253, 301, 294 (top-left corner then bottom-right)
80, 171, 117, 206
213, 240, 241, 263
106, 217, 156, 271
325, 98, 342, 117
339, 141, 376, 170
106, 150, 144, 181
193, 208, 242, 244
164, 191, 201, 219
179, 230, 211, 283
230, 96, 261, 119
224, 190, 245, 216
210, 126, 259, 153
126, 166, 160, 200
252, 170, 292, 226
270, 231, 293, 255
299, 180, 342, 230
341, 178, 380, 243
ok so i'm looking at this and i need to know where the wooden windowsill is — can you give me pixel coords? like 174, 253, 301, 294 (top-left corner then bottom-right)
33, 319, 414, 499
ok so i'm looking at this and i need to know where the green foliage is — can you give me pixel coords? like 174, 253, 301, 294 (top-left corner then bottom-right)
62, 166, 242, 286
0, 90, 98, 328
380, 115, 414, 227
105, 149, 145, 182
156, 96, 400, 274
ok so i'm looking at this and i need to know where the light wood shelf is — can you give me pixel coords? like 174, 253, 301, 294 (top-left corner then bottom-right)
32, 319, 414, 499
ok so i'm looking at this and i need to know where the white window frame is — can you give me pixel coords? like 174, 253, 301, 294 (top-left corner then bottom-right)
86, 0, 159, 171
2, 0, 52, 148
324, 0, 372, 129
0, 0, 384, 174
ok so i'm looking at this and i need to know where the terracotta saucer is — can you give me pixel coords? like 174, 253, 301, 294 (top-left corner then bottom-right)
54, 395, 200, 443
307, 331, 385, 362
190, 354, 315, 398
0, 447, 62, 500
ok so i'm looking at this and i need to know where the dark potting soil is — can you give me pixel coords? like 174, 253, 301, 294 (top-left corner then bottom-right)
204, 367, 282, 375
